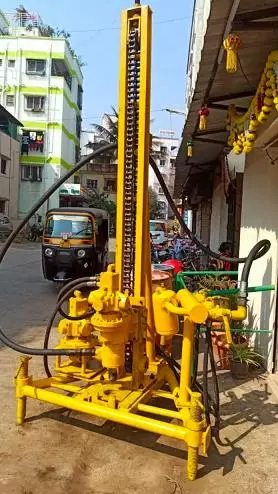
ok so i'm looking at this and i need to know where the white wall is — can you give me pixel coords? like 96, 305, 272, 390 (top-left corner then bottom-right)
185, 0, 211, 112
239, 148, 277, 370
209, 183, 228, 251
0, 130, 20, 218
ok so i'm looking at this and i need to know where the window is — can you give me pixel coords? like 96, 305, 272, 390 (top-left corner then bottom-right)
171, 146, 177, 151
160, 146, 167, 153
8, 59, 15, 68
6, 95, 15, 106
26, 59, 46, 75
76, 116, 81, 139
21, 131, 44, 154
21, 165, 43, 182
104, 179, 116, 192
87, 179, 98, 190
25, 96, 45, 111
77, 85, 83, 110
1, 158, 7, 174
158, 187, 163, 194
51, 60, 72, 90
0, 59, 2, 67
170, 159, 175, 169
160, 160, 166, 167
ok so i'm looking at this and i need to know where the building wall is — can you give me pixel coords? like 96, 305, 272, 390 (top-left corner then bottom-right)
185, 0, 211, 113
239, 148, 277, 370
0, 130, 20, 218
0, 33, 83, 217
150, 132, 179, 219
209, 183, 228, 252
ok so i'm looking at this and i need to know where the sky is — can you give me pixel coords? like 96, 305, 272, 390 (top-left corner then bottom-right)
2, 0, 194, 138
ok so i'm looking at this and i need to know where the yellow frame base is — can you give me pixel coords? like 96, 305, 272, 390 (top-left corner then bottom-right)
15, 357, 211, 481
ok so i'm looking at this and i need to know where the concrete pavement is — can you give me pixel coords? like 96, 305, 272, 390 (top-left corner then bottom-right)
0, 246, 277, 493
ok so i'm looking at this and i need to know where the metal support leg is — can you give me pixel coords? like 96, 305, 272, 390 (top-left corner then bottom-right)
15, 357, 31, 425
186, 391, 203, 481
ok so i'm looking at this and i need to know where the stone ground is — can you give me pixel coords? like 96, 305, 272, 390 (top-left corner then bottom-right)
0, 245, 278, 494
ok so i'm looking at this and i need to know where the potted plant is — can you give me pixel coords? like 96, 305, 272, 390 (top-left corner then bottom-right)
229, 346, 264, 379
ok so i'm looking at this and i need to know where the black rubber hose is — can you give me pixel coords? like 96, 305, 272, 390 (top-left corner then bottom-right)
43, 304, 61, 377
44, 280, 97, 377
0, 142, 117, 265
239, 239, 271, 296
150, 155, 270, 265
57, 281, 96, 321
0, 327, 95, 357
57, 276, 97, 302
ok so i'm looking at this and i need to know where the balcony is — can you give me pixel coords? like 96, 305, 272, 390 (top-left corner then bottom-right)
86, 162, 116, 174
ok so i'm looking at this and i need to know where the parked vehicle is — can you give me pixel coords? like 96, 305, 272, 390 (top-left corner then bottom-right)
151, 241, 170, 263
150, 220, 168, 245
28, 215, 43, 242
42, 207, 109, 283
0, 214, 13, 237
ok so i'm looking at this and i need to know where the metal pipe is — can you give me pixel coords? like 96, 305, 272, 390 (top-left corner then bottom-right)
207, 285, 275, 296
179, 318, 195, 404
137, 403, 181, 420
22, 385, 189, 441
178, 271, 238, 276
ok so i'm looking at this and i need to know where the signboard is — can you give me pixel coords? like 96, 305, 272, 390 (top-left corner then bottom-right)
59, 184, 81, 196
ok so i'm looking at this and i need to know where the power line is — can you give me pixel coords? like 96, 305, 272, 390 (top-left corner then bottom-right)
69, 16, 190, 34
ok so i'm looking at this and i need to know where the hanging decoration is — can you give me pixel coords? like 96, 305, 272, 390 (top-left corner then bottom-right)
226, 51, 278, 155
187, 139, 193, 158
198, 106, 210, 131
223, 34, 241, 73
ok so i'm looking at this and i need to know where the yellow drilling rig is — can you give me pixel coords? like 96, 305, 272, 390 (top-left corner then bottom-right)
0, 1, 268, 483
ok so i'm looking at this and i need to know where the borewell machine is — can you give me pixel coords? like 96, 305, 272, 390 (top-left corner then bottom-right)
14, 2, 252, 481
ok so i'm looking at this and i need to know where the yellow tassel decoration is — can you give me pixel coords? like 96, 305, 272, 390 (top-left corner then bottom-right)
223, 34, 241, 73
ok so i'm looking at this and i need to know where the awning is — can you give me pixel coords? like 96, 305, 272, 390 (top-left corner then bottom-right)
174, 0, 278, 198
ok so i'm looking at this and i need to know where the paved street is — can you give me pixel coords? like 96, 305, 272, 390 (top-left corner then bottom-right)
0, 247, 278, 494
0, 246, 56, 338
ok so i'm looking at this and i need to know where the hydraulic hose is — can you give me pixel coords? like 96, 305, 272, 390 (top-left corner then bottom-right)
57, 281, 96, 321
239, 240, 270, 298
57, 276, 98, 302
150, 156, 270, 266
0, 142, 117, 265
44, 280, 98, 377
0, 327, 95, 357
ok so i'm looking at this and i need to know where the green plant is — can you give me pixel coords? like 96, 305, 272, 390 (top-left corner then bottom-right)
229, 346, 263, 367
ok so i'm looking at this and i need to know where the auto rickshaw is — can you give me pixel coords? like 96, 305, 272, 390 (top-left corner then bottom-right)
42, 207, 109, 282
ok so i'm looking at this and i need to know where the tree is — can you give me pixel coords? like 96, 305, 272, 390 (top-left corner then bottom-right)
89, 107, 167, 159
88, 189, 116, 233
148, 187, 163, 219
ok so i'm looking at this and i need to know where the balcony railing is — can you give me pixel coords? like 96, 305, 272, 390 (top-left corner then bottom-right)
86, 163, 116, 174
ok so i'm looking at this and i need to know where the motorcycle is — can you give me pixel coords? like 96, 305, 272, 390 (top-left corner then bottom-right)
28, 217, 44, 242
151, 241, 171, 263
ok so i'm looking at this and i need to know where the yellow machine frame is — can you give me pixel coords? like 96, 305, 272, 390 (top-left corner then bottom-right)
15, 3, 247, 482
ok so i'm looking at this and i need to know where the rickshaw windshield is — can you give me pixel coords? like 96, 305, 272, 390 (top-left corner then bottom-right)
44, 214, 94, 239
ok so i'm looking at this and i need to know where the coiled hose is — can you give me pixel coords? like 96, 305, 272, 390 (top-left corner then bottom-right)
43, 279, 98, 377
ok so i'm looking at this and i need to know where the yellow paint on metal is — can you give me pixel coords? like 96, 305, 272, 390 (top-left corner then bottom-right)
13, 3, 253, 483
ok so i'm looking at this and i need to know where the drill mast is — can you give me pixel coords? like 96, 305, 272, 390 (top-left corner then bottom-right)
116, 4, 152, 298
